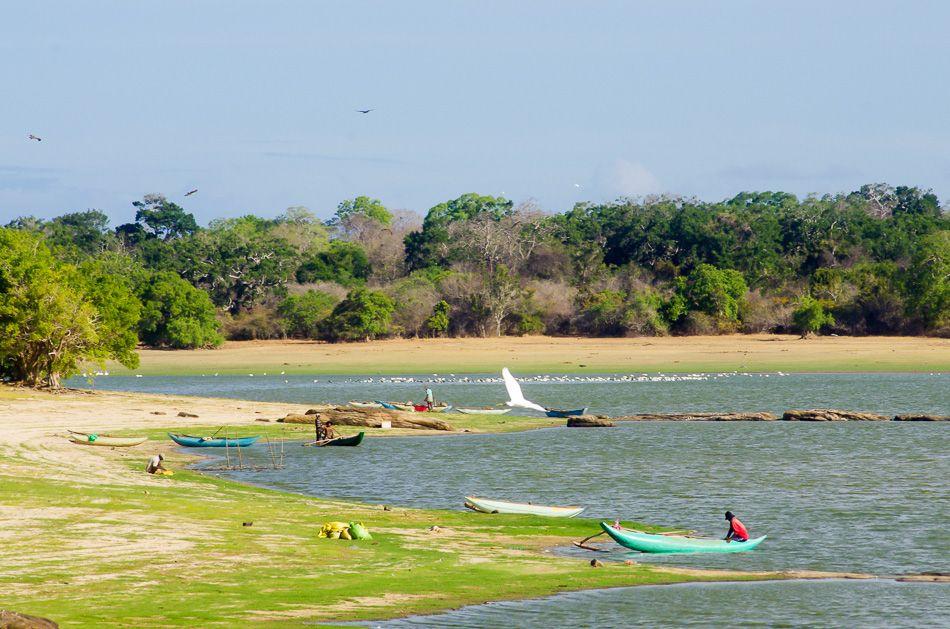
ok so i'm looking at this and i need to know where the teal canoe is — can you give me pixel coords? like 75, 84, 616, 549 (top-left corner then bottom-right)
600, 521, 766, 554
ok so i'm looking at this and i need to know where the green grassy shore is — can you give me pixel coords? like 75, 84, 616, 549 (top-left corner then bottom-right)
0, 400, 803, 628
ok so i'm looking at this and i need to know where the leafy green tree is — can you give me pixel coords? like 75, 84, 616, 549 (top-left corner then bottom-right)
682, 264, 748, 323
47, 210, 113, 257
296, 241, 370, 286
424, 300, 450, 336
278, 290, 338, 338
331, 196, 393, 227
138, 272, 223, 348
320, 289, 395, 342
405, 193, 513, 269
175, 216, 298, 313
0, 229, 139, 387
130, 194, 198, 240
792, 295, 834, 337
905, 230, 949, 331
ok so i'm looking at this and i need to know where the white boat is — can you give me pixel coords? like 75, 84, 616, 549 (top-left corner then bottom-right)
348, 400, 382, 408
464, 496, 585, 518
455, 407, 512, 415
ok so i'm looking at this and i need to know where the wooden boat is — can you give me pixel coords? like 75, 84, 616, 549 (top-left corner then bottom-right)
168, 433, 259, 448
348, 400, 382, 408
464, 496, 585, 518
456, 407, 511, 415
376, 401, 402, 410
600, 522, 767, 553
68, 431, 147, 447
302, 432, 365, 447
545, 407, 588, 418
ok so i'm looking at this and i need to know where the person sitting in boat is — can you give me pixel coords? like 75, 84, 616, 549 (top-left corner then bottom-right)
724, 511, 749, 542
424, 387, 434, 410
145, 453, 166, 474
323, 420, 338, 440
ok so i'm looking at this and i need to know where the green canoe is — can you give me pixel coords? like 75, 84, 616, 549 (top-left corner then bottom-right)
600, 521, 766, 553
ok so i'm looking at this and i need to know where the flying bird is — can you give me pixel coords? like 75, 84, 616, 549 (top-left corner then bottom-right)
184, 188, 198, 197
28, 134, 42, 142
356, 109, 374, 114
502, 368, 547, 413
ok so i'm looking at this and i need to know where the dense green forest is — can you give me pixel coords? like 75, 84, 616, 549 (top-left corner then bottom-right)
1, 184, 947, 385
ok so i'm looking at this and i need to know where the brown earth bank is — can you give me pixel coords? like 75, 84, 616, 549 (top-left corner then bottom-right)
112, 334, 950, 375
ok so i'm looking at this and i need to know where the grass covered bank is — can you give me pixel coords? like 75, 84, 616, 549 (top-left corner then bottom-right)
0, 387, 873, 626
110, 335, 949, 376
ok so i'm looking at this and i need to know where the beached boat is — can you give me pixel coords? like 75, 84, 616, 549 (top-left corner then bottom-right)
464, 496, 585, 518
348, 400, 382, 408
545, 407, 588, 418
376, 401, 402, 410
456, 407, 512, 415
168, 433, 259, 448
600, 522, 767, 553
302, 431, 365, 447
68, 431, 147, 447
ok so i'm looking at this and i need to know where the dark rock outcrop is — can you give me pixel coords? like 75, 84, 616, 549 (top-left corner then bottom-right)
893, 414, 949, 422
0, 610, 58, 629
615, 412, 777, 422
567, 416, 615, 427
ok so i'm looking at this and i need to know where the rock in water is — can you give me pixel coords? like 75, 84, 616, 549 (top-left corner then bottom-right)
0, 610, 59, 628
615, 412, 777, 422
567, 416, 615, 427
782, 409, 889, 421
893, 414, 949, 422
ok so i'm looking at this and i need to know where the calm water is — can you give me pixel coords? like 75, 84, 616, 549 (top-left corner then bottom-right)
361, 580, 949, 628
219, 422, 948, 575
71, 372, 949, 416
79, 373, 949, 626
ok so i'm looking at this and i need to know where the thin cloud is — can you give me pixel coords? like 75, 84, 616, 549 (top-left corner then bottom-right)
0, 165, 60, 191
263, 151, 406, 165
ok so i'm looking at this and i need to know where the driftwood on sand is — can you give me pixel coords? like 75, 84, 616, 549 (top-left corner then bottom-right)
279, 407, 455, 431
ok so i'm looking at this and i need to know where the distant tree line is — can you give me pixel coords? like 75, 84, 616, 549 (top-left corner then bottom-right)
1, 184, 947, 386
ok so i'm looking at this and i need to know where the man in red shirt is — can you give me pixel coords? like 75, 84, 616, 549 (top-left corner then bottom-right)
724, 511, 749, 542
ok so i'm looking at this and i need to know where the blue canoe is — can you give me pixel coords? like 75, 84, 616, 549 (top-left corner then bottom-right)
376, 400, 400, 410
545, 407, 588, 418
601, 521, 767, 554
168, 433, 260, 448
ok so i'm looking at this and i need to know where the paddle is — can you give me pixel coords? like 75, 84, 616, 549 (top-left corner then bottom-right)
573, 530, 609, 552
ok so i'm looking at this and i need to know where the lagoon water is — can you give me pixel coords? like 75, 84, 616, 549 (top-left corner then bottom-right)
78, 373, 949, 626
73, 371, 950, 417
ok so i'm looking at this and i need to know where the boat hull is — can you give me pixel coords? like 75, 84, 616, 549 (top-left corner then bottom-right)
303, 432, 365, 447
600, 522, 767, 553
545, 408, 588, 418
69, 434, 147, 447
464, 496, 584, 518
168, 433, 259, 448
348, 401, 382, 408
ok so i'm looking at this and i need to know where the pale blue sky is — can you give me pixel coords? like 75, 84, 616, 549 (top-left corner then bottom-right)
2, 1, 948, 225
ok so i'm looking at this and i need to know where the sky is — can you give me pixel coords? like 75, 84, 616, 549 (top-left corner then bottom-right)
1, 1, 948, 226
